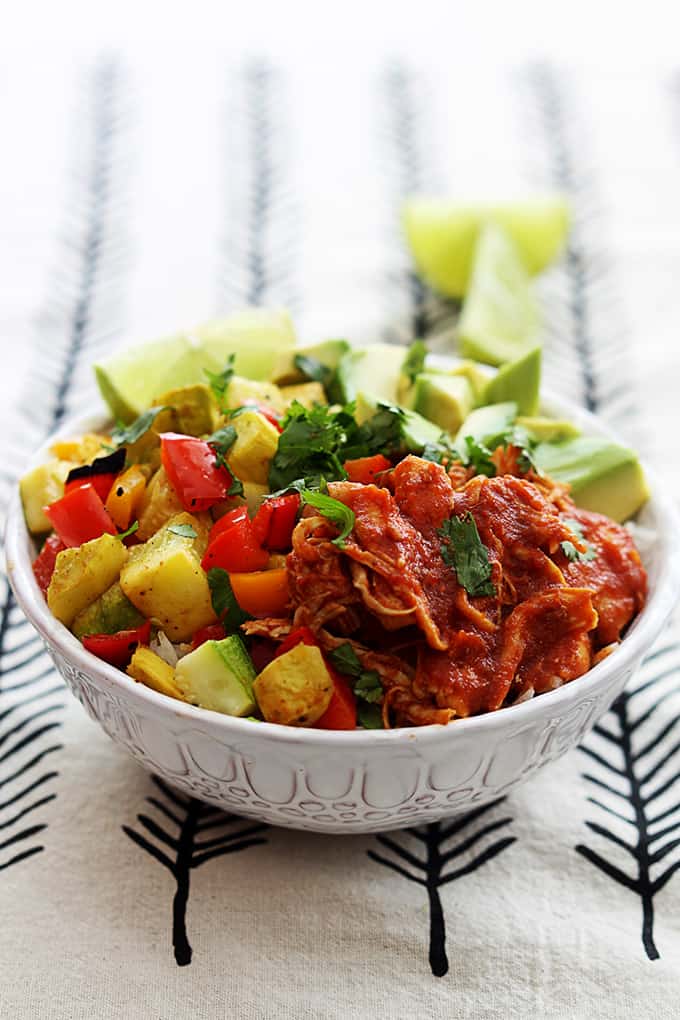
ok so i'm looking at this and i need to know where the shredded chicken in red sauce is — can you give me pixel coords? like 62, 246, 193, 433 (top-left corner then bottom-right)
248, 450, 647, 727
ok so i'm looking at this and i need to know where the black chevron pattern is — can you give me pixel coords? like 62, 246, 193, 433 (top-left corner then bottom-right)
0, 57, 131, 874
123, 776, 268, 965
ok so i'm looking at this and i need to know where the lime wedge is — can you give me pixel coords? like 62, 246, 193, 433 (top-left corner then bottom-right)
403, 195, 569, 297
457, 224, 540, 367
95, 309, 296, 422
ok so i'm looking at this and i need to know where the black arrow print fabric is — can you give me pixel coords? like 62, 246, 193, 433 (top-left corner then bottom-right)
0, 53, 679, 1019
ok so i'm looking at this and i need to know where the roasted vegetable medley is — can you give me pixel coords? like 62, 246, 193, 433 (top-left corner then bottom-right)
22, 325, 649, 729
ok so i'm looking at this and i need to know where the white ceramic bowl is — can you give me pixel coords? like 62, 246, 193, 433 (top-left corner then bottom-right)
6, 392, 680, 834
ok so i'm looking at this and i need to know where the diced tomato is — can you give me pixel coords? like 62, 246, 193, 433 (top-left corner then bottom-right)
244, 401, 283, 432
252, 494, 300, 550
209, 506, 249, 543
275, 626, 318, 656
161, 432, 235, 512
191, 622, 226, 649
32, 534, 66, 594
343, 454, 392, 485
201, 517, 269, 573
316, 671, 357, 730
65, 472, 117, 503
45, 483, 118, 547
82, 620, 151, 668
229, 568, 289, 616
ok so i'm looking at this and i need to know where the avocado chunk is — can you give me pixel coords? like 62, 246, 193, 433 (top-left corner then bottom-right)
47, 534, 129, 628
253, 643, 333, 726
128, 647, 185, 701
270, 339, 350, 385
354, 393, 444, 450
516, 416, 581, 443
458, 223, 541, 366
336, 344, 407, 404
72, 582, 145, 639
411, 373, 475, 434
534, 437, 649, 522
20, 460, 72, 534
453, 401, 517, 457
482, 346, 542, 415
175, 636, 257, 716
154, 383, 218, 436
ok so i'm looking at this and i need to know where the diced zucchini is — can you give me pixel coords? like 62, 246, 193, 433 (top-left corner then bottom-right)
127, 646, 185, 700
175, 635, 257, 716
253, 644, 333, 726
47, 534, 129, 627
228, 409, 280, 485
20, 460, 72, 534
119, 512, 216, 641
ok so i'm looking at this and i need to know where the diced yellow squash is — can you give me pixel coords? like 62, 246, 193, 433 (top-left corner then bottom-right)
154, 383, 218, 436
47, 534, 129, 627
127, 646, 185, 700
243, 481, 268, 515
137, 466, 185, 541
225, 376, 286, 414
253, 644, 333, 726
50, 432, 112, 463
280, 382, 326, 409
119, 512, 216, 641
20, 460, 72, 534
227, 410, 280, 485
123, 407, 176, 469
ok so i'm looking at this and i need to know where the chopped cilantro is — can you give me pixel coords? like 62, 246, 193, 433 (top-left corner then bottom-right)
357, 703, 384, 729
561, 517, 597, 562
207, 568, 253, 630
346, 403, 407, 459
111, 407, 169, 447
268, 402, 356, 491
328, 643, 363, 676
115, 520, 139, 541
401, 340, 427, 384
299, 489, 355, 548
167, 523, 197, 539
294, 354, 334, 392
463, 436, 496, 477
328, 642, 384, 726
354, 669, 383, 704
204, 354, 235, 406
204, 424, 243, 495
438, 512, 496, 598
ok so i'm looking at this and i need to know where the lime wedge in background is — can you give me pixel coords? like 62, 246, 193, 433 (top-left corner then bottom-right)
403, 195, 570, 297
95, 309, 296, 422
457, 223, 541, 367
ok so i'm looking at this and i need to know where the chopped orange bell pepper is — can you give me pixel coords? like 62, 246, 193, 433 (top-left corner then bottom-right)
229, 568, 289, 617
105, 465, 147, 530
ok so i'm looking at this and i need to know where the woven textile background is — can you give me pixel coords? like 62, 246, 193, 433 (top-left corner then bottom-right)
0, 55, 679, 1019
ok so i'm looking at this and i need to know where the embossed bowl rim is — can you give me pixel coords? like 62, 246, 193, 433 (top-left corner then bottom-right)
6, 376, 680, 753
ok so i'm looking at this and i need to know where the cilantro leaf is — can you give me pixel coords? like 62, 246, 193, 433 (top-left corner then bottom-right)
299, 489, 355, 547
438, 512, 496, 598
207, 568, 253, 630
560, 517, 597, 562
167, 523, 197, 539
463, 436, 496, 477
328, 643, 363, 677
294, 354, 334, 392
354, 669, 382, 703
204, 424, 243, 495
111, 407, 169, 447
328, 642, 384, 720
268, 401, 358, 491
421, 436, 459, 465
358, 703, 384, 729
401, 340, 427, 384
115, 520, 139, 541
204, 354, 235, 406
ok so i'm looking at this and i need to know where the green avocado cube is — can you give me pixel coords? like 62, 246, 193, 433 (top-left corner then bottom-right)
412, 373, 475, 434
482, 346, 542, 415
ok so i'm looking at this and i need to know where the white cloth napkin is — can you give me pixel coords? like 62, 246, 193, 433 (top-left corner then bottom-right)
0, 54, 678, 1019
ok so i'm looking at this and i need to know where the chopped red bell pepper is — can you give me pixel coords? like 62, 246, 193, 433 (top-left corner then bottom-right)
191, 622, 227, 649
32, 534, 66, 594
209, 506, 249, 544
64, 472, 117, 503
82, 620, 152, 668
161, 432, 236, 512
316, 671, 357, 730
343, 454, 392, 485
275, 626, 318, 656
201, 517, 269, 573
44, 483, 118, 548
252, 494, 300, 550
